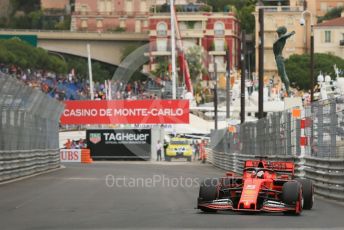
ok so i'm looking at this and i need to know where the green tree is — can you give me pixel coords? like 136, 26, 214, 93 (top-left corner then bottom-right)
230, 4, 256, 34
12, 0, 40, 14
318, 6, 344, 23
200, 0, 257, 12
185, 46, 206, 83
285, 53, 344, 90
151, 57, 169, 78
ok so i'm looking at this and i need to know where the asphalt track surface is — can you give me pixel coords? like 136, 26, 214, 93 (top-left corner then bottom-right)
1, 161, 344, 230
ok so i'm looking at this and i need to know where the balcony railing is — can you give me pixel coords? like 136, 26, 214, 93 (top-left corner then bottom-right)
73, 11, 150, 17
255, 5, 304, 12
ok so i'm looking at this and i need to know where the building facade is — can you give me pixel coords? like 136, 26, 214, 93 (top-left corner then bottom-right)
145, 12, 240, 81
71, 0, 201, 33
71, 0, 152, 32
314, 13, 344, 58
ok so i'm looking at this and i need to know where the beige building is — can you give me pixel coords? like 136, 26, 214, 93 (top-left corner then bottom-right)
254, 1, 314, 82
314, 13, 344, 58
307, 0, 344, 17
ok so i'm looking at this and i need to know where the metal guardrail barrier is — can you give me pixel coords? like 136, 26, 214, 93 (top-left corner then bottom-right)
0, 73, 64, 183
303, 157, 344, 201
0, 149, 60, 182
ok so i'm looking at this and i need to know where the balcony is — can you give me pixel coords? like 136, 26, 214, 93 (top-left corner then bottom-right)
255, 5, 304, 12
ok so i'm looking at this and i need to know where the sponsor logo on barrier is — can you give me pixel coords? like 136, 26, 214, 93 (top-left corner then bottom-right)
60, 149, 81, 162
90, 133, 101, 144
103, 133, 149, 143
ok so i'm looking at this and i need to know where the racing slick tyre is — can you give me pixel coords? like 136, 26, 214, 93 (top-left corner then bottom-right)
295, 178, 314, 210
282, 181, 302, 215
198, 178, 218, 213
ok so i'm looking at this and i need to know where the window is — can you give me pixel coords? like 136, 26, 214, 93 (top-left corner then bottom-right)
157, 39, 167, 52
126, 0, 133, 13
214, 39, 225, 51
97, 19, 103, 28
81, 19, 88, 28
214, 22, 225, 36
141, 0, 147, 12
120, 19, 126, 28
325, 31, 331, 43
135, 20, 141, 33
99, 0, 113, 12
99, 0, 105, 12
286, 16, 293, 26
157, 22, 168, 37
81, 5, 87, 14
143, 20, 148, 27
105, 0, 112, 12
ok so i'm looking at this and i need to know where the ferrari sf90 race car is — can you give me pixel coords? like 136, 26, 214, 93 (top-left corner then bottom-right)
197, 160, 314, 215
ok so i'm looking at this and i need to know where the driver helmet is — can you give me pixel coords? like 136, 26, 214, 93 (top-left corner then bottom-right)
257, 171, 264, 178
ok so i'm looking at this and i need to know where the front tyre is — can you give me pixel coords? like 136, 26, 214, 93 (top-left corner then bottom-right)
282, 181, 302, 215
295, 178, 314, 210
198, 178, 218, 213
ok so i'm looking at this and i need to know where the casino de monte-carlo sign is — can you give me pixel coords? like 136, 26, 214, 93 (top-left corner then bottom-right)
60, 100, 189, 125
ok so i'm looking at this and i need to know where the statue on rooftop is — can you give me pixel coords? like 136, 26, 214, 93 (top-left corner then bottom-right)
273, 26, 295, 96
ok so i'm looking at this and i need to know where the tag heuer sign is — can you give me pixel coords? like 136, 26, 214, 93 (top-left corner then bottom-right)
90, 133, 101, 144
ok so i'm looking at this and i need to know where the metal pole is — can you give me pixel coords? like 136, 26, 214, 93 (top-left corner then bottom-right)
214, 62, 218, 130
170, 0, 177, 99
226, 49, 231, 119
241, 30, 246, 124
310, 25, 314, 102
258, 8, 264, 119
87, 43, 94, 100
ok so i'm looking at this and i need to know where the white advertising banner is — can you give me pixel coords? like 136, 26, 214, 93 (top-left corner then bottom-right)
60, 149, 82, 162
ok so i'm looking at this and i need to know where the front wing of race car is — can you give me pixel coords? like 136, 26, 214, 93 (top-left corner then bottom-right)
197, 198, 299, 213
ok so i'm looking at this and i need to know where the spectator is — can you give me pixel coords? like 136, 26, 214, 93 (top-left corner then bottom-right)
156, 140, 162, 161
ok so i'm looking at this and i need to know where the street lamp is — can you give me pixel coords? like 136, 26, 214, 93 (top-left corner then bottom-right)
300, 10, 315, 102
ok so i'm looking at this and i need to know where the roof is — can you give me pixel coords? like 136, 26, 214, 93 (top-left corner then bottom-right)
316, 17, 344, 27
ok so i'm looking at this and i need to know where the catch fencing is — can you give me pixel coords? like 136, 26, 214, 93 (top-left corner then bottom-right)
208, 96, 344, 202
0, 73, 64, 182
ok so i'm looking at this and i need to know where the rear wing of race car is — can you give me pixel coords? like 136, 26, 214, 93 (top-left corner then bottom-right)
244, 160, 295, 177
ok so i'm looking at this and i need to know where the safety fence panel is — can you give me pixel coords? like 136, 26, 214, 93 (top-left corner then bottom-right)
0, 73, 64, 183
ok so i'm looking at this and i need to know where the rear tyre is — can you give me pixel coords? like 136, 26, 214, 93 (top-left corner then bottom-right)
187, 156, 192, 162
198, 178, 218, 213
295, 178, 314, 210
165, 156, 171, 162
282, 181, 302, 215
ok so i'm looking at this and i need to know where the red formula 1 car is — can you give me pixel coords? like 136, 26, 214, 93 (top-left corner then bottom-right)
197, 160, 314, 215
